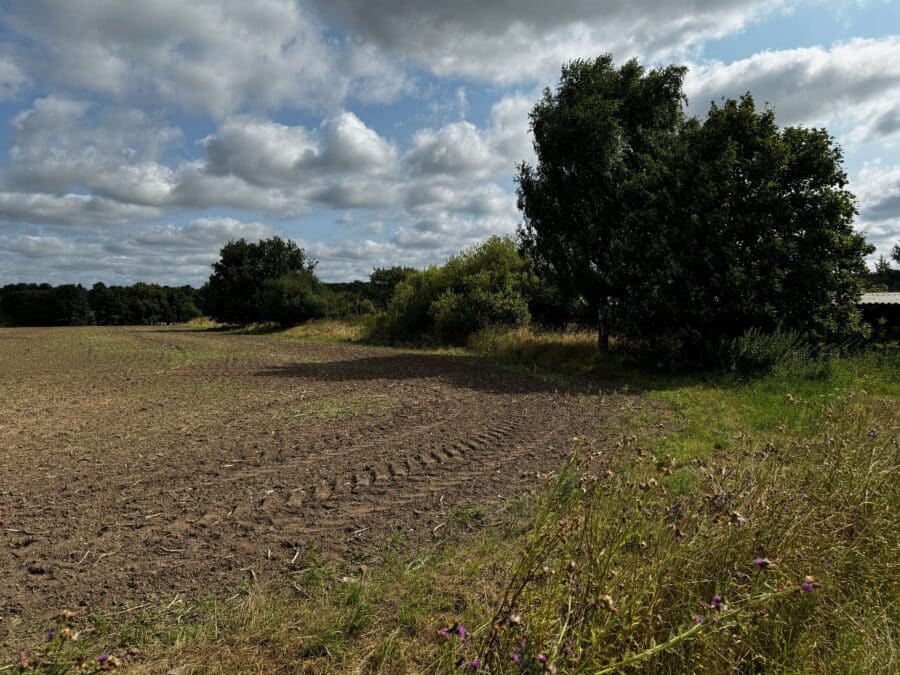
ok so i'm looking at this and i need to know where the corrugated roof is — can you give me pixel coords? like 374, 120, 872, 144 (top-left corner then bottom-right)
859, 292, 900, 305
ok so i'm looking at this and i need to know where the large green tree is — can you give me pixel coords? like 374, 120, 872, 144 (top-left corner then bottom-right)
517, 55, 687, 350
613, 95, 872, 364
519, 55, 873, 365
203, 237, 316, 325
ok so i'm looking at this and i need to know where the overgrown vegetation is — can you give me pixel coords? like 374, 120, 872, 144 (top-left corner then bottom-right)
374, 237, 534, 344
10, 343, 898, 673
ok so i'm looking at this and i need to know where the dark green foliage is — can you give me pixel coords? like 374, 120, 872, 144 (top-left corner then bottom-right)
612, 96, 872, 367
517, 55, 688, 347
320, 291, 376, 319
867, 254, 900, 291
0, 282, 200, 326
519, 55, 874, 367
0, 283, 92, 326
89, 283, 200, 325
727, 327, 819, 375
369, 266, 417, 309
204, 237, 316, 325
261, 270, 325, 327
377, 237, 532, 343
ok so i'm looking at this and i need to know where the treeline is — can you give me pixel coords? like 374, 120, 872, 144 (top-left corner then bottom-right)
198, 237, 409, 327
200, 55, 894, 369
0, 282, 200, 327
200, 235, 611, 337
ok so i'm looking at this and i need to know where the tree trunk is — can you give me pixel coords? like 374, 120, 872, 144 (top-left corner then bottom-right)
598, 304, 610, 352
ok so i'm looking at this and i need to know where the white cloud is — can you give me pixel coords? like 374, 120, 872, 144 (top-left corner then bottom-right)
686, 37, 900, 142
0, 0, 408, 118
0, 217, 280, 285
0, 192, 161, 226
853, 162, 900, 261
0, 57, 29, 100
316, 0, 789, 84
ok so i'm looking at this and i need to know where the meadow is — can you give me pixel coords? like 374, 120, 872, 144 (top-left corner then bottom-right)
1, 325, 897, 673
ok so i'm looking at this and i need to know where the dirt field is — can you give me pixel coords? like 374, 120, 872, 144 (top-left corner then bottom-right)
0, 327, 633, 644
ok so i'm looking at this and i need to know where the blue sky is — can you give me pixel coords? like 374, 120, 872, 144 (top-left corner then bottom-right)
0, 0, 898, 285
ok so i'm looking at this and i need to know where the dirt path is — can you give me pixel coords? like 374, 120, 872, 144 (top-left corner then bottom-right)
0, 327, 638, 643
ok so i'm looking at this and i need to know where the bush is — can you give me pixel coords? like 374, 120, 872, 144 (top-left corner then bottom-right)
320, 291, 376, 320
261, 271, 325, 328
376, 237, 533, 344
727, 327, 815, 375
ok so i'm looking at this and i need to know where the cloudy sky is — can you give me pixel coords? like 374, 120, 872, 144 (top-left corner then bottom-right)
0, 0, 898, 285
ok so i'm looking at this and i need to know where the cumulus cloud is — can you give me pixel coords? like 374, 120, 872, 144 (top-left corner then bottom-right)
686, 37, 900, 143
0, 192, 161, 226
0, 0, 409, 118
316, 0, 788, 84
2, 0, 895, 284
853, 163, 900, 261
0, 57, 29, 100
0, 217, 279, 285
204, 113, 396, 188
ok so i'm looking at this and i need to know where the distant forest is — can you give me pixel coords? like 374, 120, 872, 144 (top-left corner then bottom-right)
0, 278, 390, 328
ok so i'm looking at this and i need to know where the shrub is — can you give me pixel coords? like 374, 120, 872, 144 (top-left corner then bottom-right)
320, 291, 376, 319
376, 237, 533, 344
261, 271, 325, 327
727, 327, 815, 375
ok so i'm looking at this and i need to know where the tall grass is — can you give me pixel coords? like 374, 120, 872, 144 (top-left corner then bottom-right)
468, 384, 898, 671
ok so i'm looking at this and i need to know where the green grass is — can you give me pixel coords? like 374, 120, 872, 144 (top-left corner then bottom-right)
8, 330, 899, 673
292, 393, 397, 422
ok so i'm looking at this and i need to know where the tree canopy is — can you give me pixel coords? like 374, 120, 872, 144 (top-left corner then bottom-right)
518, 55, 873, 366
203, 237, 317, 325
517, 55, 688, 349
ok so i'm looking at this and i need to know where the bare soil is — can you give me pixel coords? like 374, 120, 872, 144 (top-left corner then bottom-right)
0, 327, 638, 645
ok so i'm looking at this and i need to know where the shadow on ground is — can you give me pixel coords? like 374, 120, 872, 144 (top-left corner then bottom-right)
254, 353, 620, 396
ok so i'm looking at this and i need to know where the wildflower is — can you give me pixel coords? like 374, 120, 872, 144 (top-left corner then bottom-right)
511, 653, 521, 664
468, 658, 480, 670
58, 627, 78, 641
753, 557, 772, 569
694, 615, 705, 624
97, 654, 121, 669
598, 594, 618, 612
457, 624, 468, 641
45, 629, 57, 641
537, 654, 548, 663
730, 511, 748, 525
711, 594, 722, 609
802, 575, 817, 593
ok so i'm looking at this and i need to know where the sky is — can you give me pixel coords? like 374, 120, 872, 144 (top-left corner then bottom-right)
0, 0, 898, 286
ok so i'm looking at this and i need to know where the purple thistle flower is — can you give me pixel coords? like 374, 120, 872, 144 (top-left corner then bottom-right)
694, 615, 705, 624
512, 653, 521, 664
457, 624, 468, 641
753, 557, 771, 568
802, 581, 814, 593
711, 594, 722, 609
468, 658, 480, 670
96, 654, 111, 663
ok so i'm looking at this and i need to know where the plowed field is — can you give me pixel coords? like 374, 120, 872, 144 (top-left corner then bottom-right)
0, 327, 635, 643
